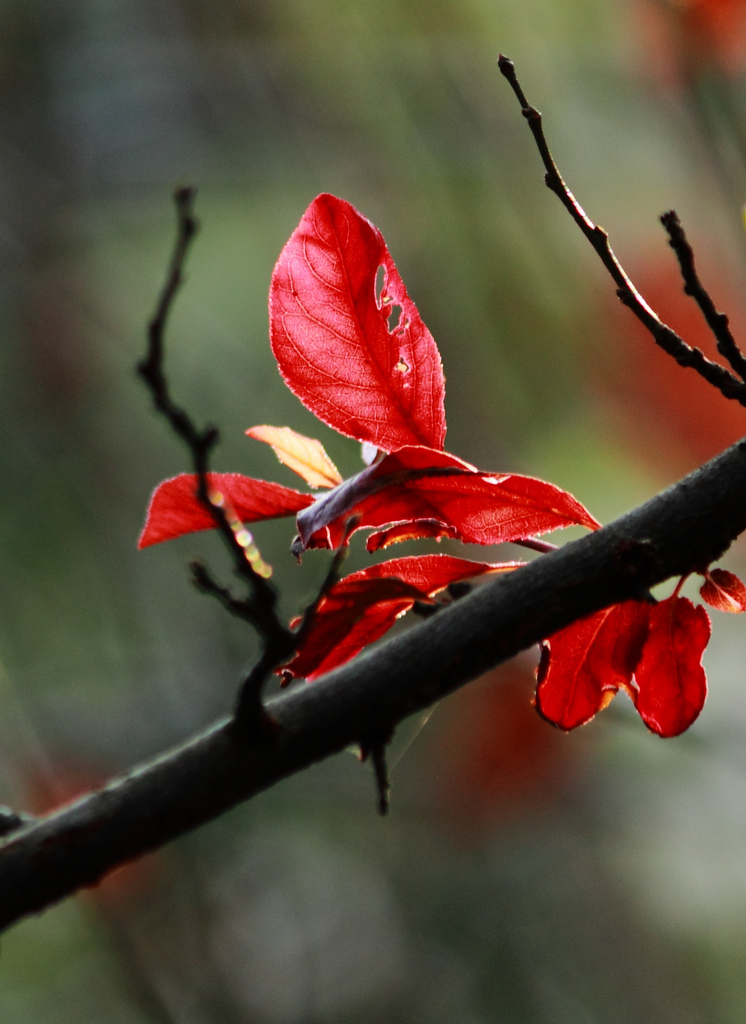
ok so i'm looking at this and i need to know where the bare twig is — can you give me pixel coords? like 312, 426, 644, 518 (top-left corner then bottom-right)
497, 55, 746, 409
138, 188, 295, 728
291, 517, 359, 651
360, 736, 392, 816
190, 561, 264, 626
660, 209, 746, 383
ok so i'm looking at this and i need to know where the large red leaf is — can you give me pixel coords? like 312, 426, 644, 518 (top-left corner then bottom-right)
270, 193, 446, 452
633, 595, 711, 737
294, 445, 600, 554
535, 600, 650, 730
282, 554, 517, 681
138, 473, 313, 548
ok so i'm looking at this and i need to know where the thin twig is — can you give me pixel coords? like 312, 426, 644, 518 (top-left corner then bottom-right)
360, 730, 394, 816
290, 517, 359, 653
233, 529, 360, 725
515, 538, 557, 555
660, 209, 746, 383
190, 561, 264, 626
497, 55, 746, 410
138, 188, 295, 728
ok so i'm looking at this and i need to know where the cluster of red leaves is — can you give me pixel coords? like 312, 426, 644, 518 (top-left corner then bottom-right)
140, 194, 746, 737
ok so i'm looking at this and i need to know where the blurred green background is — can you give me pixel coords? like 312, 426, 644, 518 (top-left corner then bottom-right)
4, 0, 746, 1020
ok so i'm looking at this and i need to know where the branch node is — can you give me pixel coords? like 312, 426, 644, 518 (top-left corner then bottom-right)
0, 807, 35, 839
233, 652, 285, 739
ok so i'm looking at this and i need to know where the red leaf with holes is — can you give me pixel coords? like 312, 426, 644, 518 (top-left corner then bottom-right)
633, 595, 710, 737
294, 445, 600, 554
535, 601, 650, 730
270, 193, 446, 452
700, 568, 746, 613
282, 554, 517, 681
138, 473, 313, 548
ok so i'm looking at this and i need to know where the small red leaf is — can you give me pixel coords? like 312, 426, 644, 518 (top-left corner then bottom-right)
535, 601, 650, 730
138, 473, 313, 548
294, 445, 600, 554
366, 519, 460, 552
282, 554, 517, 681
700, 568, 746, 613
246, 424, 342, 489
270, 194, 446, 452
285, 578, 424, 681
633, 595, 710, 737
353, 553, 519, 593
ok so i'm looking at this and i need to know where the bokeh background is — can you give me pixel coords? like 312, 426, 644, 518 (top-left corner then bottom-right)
3, 0, 746, 1020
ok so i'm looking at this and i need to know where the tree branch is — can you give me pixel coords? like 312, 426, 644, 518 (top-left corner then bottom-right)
137, 187, 295, 726
2, 434, 746, 932
660, 209, 746, 382
497, 55, 746, 409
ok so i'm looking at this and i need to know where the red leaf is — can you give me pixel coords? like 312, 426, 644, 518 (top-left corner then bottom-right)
246, 425, 342, 489
283, 554, 517, 681
535, 601, 650, 730
700, 568, 746, 613
633, 596, 710, 737
138, 473, 313, 548
294, 445, 600, 554
353, 553, 518, 593
366, 519, 460, 552
270, 194, 446, 452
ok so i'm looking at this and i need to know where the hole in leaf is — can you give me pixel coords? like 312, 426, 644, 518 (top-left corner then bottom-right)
376, 265, 387, 304
394, 313, 409, 336
395, 357, 410, 373
387, 304, 403, 332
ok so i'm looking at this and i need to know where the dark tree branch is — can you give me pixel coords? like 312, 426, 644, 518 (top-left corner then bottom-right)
497, 54, 746, 410
660, 209, 746, 382
137, 187, 295, 725
2, 435, 746, 931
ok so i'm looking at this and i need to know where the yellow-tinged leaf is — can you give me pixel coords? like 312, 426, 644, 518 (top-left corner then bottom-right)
246, 425, 342, 489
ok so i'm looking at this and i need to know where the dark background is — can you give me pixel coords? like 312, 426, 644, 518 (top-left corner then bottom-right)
3, 1, 746, 1020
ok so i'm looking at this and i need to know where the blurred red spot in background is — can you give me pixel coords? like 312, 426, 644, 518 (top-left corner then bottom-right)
594, 256, 746, 475
430, 661, 576, 832
634, 0, 746, 80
